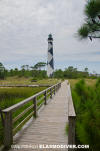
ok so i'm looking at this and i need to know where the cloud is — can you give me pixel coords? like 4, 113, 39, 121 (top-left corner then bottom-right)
0, 0, 100, 72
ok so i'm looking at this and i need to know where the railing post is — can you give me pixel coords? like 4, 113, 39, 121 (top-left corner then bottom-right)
4, 111, 13, 148
59, 83, 61, 89
68, 116, 76, 151
50, 88, 52, 99
55, 85, 57, 92
58, 84, 59, 89
56, 85, 58, 91
0, 108, 4, 127
67, 82, 76, 151
54, 86, 55, 95
44, 91, 47, 105
58, 83, 60, 89
57, 84, 59, 91
33, 97, 38, 118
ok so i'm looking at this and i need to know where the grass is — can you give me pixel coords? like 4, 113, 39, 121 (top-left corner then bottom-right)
68, 78, 96, 88
70, 79, 100, 151
0, 77, 59, 147
0, 87, 47, 109
0, 76, 59, 85
65, 78, 96, 143
0, 86, 47, 146
0, 77, 60, 147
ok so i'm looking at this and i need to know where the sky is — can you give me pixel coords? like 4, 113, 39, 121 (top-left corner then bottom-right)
0, 0, 100, 73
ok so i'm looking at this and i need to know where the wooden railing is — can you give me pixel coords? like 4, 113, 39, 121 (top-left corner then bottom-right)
0, 108, 4, 127
67, 81, 76, 150
2, 82, 61, 148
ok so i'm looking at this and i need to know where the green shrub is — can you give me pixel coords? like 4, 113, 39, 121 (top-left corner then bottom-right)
72, 79, 100, 151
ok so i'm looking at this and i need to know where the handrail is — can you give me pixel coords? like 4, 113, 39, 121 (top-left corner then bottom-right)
0, 108, 4, 126
2, 82, 61, 148
3, 82, 60, 113
67, 81, 76, 147
13, 104, 34, 124
67, 83, 76, 117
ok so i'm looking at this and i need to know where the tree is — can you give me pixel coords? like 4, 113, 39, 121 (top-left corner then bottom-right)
0, 62, 5, 79
9, 69, 14, 76
64, 66, 78, 79
54, 69, 63, 78
33, 62, 46, 70
13, 68, 19, 76
78, 0, 100, 41
25, 65, 29, 71
20, 66, 25, 76
21, 65, 25, 70
84, 67, 88, 72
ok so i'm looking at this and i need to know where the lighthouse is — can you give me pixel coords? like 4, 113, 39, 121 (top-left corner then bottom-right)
47, 34, 54, 77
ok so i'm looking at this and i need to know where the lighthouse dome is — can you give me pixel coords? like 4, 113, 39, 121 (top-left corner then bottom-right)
48, 34, 53, 41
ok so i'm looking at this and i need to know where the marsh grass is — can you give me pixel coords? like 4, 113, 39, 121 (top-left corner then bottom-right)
69, 78, 96, 89
0, 76, 59, 85
71, 79, 100, 151
0, 87, 46, 109
0, 87, 47, 146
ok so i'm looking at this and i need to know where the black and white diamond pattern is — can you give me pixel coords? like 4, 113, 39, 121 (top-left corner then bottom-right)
47, 35, 54, 77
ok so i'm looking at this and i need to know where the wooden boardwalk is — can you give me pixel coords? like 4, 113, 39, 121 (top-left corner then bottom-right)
10, 81, 68, 151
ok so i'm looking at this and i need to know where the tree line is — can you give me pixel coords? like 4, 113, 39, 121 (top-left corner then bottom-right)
0, 62, 47, 80
54, 67, 91, 79
0, 62, 98, 80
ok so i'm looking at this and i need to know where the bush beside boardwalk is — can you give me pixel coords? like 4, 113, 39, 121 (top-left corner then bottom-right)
71, 79, 100, 151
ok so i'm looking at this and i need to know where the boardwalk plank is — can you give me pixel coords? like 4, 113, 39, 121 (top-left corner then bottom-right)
10, 81, 68, 151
